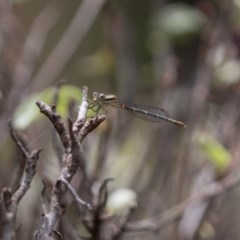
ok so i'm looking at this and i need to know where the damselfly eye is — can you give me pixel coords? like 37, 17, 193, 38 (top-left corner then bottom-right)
92, 92, 99, 100
99, 94, 105, 100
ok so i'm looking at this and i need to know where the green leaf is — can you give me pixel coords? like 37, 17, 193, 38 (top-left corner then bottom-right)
13, 93, 42, 130
196, 133, 231, 174
55, 85, 82, 116
13, 85, 82, 130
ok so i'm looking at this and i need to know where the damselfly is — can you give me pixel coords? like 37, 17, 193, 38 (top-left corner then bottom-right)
89, 92, 187, 128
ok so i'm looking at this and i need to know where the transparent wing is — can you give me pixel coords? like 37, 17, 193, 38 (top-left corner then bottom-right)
108, 98, 186, 127
87, 101, 107, 117
108, 98, 169, 122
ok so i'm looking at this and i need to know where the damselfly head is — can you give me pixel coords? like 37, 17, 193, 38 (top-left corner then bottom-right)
92, 92, 106, 102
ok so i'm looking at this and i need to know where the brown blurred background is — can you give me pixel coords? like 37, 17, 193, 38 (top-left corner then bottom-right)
1, 0, 240, 239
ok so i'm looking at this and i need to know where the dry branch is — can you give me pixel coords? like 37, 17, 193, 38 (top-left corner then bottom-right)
0, 121, 41, 240
60, 178, 92, 211
33, 86, 105, 239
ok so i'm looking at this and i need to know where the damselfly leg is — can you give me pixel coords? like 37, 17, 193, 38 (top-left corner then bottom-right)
88, 100, 108, 116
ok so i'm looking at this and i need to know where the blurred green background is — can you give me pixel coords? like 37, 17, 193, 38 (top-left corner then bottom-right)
1, 0, 240, 239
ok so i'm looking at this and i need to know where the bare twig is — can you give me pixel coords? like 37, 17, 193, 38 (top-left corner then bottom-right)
12, 148, 42, 203
8, 121, 42, 203
8, 120, 29, 157
0, 121, 41, 240
60, 178, 92, 211
35, 101, 71, 152
51, 80, 68, 163
73, 87, 105, 172
92, 178, 114, 213
78, 115, 106, 143
40, 180, 48, 216
73, 86, 89, 133
34, 86, 104, 239
124, 171, 240, 232
84, 178, 113, 238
